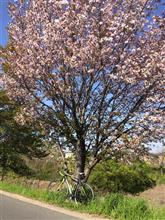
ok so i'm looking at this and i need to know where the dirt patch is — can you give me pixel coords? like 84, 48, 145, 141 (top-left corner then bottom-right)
139, 184, 165, 207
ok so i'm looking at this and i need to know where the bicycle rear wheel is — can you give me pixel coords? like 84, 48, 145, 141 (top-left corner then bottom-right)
48, 179, 72, 201
47, 180, 60, 192
74, 183, 94, 203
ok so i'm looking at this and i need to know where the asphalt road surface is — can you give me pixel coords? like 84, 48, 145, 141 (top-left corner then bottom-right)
0, 194, 82, 220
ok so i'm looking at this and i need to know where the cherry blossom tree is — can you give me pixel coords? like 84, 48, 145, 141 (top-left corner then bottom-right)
1, 0, 165, 181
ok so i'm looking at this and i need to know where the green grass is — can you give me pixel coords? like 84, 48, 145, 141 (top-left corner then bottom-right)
0, 181, 165, 220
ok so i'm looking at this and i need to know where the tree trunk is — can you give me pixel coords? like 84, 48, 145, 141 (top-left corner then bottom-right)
1, 155, 7, 181
76, 139, 86, 180
159, 155, 164, 175
84, 157, 101, 182
1, 167, 6, 181
76, 139, 102, 182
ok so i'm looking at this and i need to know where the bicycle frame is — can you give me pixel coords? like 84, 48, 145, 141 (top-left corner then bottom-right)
57, 172, 75, 197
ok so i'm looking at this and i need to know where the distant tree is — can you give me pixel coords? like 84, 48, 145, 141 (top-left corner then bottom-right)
1, 0, 165, 181
0, 90, 48, 181
159, 140, 165, 175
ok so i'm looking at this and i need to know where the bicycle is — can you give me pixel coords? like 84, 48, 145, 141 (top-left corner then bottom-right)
47, 162, 94, 204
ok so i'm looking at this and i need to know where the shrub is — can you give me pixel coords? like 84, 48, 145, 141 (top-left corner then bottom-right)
89, 160, 156, 194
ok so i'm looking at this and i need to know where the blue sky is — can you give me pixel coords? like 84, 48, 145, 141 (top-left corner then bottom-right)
0, 0, 10, 46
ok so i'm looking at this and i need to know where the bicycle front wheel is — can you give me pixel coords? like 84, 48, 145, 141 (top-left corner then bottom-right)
74, 183, 94, 204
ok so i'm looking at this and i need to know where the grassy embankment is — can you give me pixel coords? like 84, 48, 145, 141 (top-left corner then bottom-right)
0, 181, 165, 220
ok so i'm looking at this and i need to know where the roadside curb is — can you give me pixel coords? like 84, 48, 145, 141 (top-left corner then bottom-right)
0, 190, 110, 220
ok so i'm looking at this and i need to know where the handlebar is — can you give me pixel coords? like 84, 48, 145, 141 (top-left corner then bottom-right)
60, 161, 85, 182
59, 170, 78, 182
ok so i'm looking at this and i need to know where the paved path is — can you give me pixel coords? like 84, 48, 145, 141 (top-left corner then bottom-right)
0, 194, 82, 220
0, 191, 109, 220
